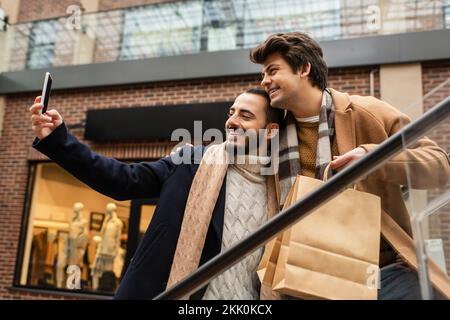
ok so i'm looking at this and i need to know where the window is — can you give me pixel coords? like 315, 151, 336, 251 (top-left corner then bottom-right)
201, 0, 244, 51
241, 0, 342, 48
26, 20, 59, 69
16, 163, 156, 295
445, 0, 450, 29
120, 1, 203, 60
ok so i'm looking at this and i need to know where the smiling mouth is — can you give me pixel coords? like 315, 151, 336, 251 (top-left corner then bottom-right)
269, 87, 280, 98
227, 130, 244, 136
227, 129, 245, 138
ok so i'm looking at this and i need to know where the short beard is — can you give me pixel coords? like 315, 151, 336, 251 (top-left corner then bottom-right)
225, 127, 267, 157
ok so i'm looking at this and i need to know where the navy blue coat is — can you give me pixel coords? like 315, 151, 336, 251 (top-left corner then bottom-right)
33, 123, 226, 299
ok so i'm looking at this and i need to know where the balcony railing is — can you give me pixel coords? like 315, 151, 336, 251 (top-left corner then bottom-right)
0, 0, 449, 72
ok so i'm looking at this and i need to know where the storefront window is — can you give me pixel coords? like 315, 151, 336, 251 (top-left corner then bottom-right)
16, 163, 154, 295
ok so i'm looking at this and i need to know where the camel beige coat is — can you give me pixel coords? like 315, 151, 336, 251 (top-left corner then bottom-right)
329, 88, 450, 236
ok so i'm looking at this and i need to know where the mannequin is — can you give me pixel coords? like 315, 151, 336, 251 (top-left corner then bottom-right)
56, 202, 88, 288
91, 203, 123, 290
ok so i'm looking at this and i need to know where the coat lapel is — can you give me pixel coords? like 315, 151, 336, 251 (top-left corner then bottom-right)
330, 88, 356, 154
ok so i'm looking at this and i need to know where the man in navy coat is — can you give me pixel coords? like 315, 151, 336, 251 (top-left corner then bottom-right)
29, 88, 283, 299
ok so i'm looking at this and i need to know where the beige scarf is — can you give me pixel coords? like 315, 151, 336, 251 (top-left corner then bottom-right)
166, 143, 281, 299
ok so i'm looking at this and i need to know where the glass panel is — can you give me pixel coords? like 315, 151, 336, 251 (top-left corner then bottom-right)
326, 78, 450, 300
207, 25, 238, 51
4, 0, 450, 71
398, 78, 450, 299
120, 1, 203, 60
241, 0, 342, 47
446, 0, 450, 29
20, 163, 131, 294
26, 20, 59, 69
202, 0, 244, 50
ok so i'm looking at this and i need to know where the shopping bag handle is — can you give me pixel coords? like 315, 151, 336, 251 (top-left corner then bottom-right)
323, 163, 333, 182
323, 163, 358, 190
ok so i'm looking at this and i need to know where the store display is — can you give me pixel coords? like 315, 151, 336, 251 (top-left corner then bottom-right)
91, 203, 124, 290
56, 202, 88, 288
29, 228, 48, 286
21, 163, 133, 294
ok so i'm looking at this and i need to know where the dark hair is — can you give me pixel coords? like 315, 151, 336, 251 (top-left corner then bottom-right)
245, 88, 284, 124
250, 32, 328, 90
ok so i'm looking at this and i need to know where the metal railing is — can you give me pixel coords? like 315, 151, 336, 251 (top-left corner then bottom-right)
154, 95, 450, 299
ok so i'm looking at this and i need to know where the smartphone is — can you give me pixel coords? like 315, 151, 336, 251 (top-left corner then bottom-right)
40, 72, 52, 114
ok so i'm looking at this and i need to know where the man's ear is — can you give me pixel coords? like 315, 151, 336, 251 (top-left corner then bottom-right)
265, 122, 279, 140
299, 62, 311, 78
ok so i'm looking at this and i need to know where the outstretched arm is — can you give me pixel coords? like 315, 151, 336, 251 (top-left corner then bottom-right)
31, 97, 176, 200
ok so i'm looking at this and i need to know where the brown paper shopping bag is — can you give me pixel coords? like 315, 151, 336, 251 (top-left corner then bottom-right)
381, 210, 450, 299
257, 234, 283, 286
271, 227, 292, 291
257, 178, 299, 286
272, 166, 381, 300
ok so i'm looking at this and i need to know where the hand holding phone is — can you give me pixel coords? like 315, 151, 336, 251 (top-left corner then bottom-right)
41, 72, 52, 114
30, 72, 63, 140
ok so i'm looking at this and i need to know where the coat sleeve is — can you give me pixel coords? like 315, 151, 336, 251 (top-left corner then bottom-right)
359, 102, 450, 189
32, 123, 178, 200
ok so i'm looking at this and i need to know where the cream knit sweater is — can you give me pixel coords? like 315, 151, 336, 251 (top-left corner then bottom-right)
203, 158, 268, 300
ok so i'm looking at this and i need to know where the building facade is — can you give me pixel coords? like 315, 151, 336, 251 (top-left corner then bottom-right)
0, 0, 449, 299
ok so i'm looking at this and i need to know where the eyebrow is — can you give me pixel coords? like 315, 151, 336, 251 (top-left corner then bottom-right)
229, 107, 256, 117
262, 63, 279, 74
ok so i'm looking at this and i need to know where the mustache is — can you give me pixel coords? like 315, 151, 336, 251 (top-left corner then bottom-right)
226, 128, 261, 138
226, 128, 246, 135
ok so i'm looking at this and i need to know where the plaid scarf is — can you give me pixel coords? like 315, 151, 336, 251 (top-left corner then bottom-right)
278, 89, 336, 205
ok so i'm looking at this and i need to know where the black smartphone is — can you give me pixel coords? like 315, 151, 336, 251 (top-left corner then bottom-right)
40, 72, 52, 114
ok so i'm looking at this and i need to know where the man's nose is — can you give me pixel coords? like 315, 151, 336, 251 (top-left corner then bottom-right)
226, 115, 239, 129
261, 73, 271, 88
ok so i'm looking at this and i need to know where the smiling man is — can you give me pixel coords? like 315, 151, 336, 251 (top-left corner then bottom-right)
250, 32, 450, 299
29, 88, 284, 300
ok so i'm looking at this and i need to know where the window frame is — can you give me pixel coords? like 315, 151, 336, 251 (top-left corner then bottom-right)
13, 161, 158, 297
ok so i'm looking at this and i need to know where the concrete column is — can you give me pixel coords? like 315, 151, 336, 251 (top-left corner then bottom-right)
0, 1, 20, 137
73, 31, 96, 65
0, 0, 21, 73
72, 0, 100, 65
0, 0, 21, 24
380, 63, 428, 237
0, 23, 21, 72
380, 63, 424, 120
0, 32, 9, 72
80, 0, 100, 13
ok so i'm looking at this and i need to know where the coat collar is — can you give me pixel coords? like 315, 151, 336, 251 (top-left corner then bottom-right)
329, 88, 356, 154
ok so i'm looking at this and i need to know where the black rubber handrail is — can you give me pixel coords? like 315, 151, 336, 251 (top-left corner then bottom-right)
154, 95, 450, 300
